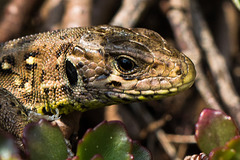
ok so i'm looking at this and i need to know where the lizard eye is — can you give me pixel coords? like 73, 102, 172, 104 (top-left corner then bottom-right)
115, 56, 138, 74
66, 60, 78, 86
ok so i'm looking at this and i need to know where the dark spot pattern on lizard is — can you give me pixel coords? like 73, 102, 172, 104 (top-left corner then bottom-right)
56, 64, 60, 70
19, 78, 28, 88
61, 85, 73, 95
40, 70, 45, 83
24, 52, 40, 60
0, 55, 15, 71
56, 43, 72, 58
3, 55, 15, 66
25, 63, 37, 70
44, 88, 49, 95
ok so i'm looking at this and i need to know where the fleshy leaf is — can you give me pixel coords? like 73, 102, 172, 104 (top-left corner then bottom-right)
195, 109, 238, 154
210, 136, 240, 160
210, 148, 235, 160
132, 141, 152, 160
23, 119, 68, 160
227, 136, 240, 159
76, 121, 133, 160
0, 134, 20, 160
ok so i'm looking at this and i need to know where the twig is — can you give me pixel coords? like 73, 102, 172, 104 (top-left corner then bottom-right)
130, 103, 178, 158
163, 0, 222, 111
38, 0, 63, 31
110, 0, 150, 27
177, 144, 188, 160
139, 114, 172, 139
104, 105, 123, 121
222, 1, 239, 57
166, 134, 196, 144
0, 0, 38, 42
156, 129, 177, 159
61, 0, 92, 28
191, 0, 240, 126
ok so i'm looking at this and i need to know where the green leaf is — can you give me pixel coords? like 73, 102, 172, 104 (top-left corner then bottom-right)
195, 109, 238, 154
232, 0, 240, 10
227, 136, 240, 159
132, 142, 152, 160
23, 119, 68, 160
76, 121, 133, 160
210, 136, 240, 160
0, 134, 20, 160
210, 148, 235, 160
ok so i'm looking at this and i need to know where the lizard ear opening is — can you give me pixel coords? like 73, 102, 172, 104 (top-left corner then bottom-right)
66, 60, 78, 86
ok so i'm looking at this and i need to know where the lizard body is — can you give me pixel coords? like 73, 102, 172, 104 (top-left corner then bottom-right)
0, 25, 196, 138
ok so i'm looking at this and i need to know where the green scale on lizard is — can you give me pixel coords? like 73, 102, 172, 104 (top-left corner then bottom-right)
0, 25, 196, 116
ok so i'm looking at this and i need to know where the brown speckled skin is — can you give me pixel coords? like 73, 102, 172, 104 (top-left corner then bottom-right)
0, 88, 28, 138
0, 25, 196, 117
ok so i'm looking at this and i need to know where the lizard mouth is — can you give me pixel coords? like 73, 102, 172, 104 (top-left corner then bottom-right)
104, 80, 195, 102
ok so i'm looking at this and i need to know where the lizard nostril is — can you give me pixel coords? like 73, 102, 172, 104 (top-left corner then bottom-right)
66, 60, 78, 86
176, 69, 182, 75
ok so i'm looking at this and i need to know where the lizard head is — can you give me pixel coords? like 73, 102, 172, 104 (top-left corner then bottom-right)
65, 25, 196, 112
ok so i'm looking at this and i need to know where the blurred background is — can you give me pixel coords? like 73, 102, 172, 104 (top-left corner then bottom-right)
0, 0, 239, 159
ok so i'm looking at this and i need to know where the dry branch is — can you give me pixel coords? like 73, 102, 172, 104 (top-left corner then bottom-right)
130, 103, 180, 159
0, 0, 38, 42
191, 0, 240, 126
38, 0, 63, 31
62, 0, 92, 28
110, 0, 150, 27
163, 0, 222, 111
166, 134, 196, 144
156, 129, 177, 159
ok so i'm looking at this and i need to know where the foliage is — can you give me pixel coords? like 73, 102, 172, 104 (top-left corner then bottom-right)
23, 119, 68, 160
0, 120, 151, 160
195, 108, 240, 159
76, 121, 151, 160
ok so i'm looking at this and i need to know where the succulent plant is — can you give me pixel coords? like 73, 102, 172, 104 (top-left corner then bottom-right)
194, 108, 240, 160
0, 120, 152, 160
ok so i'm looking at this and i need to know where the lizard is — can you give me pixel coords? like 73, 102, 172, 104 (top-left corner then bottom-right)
0, 25, 196, 142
